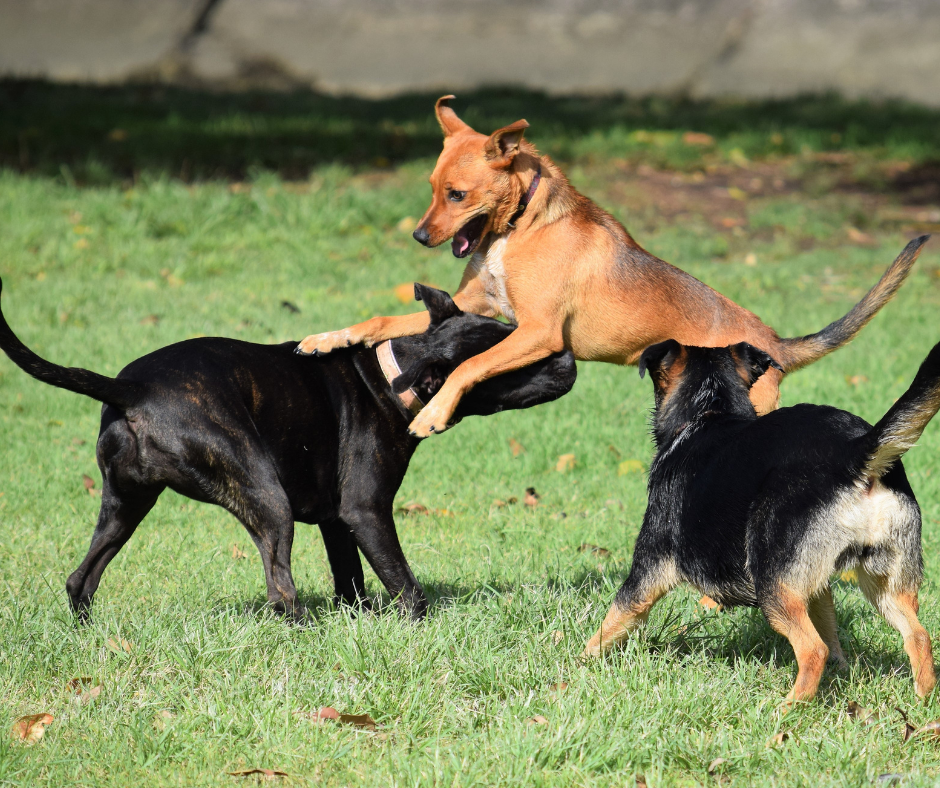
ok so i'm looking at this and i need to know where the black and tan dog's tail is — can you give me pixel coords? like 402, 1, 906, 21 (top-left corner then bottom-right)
777, 236, 929, 373
0, 278, 145, 410
857, 341, 940, 483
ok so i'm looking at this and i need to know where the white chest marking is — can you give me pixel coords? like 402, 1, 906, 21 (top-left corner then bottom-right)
471, 237, 516, 324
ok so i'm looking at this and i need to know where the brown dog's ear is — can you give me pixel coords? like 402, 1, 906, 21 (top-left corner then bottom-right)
415, 283, 463, 325
484, 120, 529, 167
435, 95, 472, 137
638, 340, 683, 380
728, 342, 784, 387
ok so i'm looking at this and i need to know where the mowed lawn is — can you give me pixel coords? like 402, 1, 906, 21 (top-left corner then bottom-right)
3, 84, 940, 786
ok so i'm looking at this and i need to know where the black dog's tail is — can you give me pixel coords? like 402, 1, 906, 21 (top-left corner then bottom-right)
777, 236, 928, 373
0, 278, 145, 410
857, 341, 940, 483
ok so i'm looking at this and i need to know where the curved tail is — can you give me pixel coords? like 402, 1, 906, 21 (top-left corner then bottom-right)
0, 278, 145, 410
857, 341, 940, 483
777, 236, 928, 372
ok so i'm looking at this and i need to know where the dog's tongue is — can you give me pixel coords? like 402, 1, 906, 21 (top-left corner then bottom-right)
452, 230, 470, 257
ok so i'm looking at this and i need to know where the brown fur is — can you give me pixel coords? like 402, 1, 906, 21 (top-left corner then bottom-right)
298, 97, 922, 437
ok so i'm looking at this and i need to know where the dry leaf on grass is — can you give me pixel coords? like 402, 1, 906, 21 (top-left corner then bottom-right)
139, 314, 160, 326
846, 701, 880, 725
618, 459, 645, 476
153, 710, 175, 731
527, 715, 548, 726
82, 474, 100, 496
524, 488, 540, 507
227, 768, 288, 780
846, 226, 877, 245
509, 438, 526, 457
107, 637, 133, 653
67, 677, 101, 705
846, 374, 868, 387
231, 544, 247, 560
507, 496, 518, 505
578, 543, 611, 558
548, 681, 568, 694
556, 453, 576, 473
683, 131, 715, 147
551, 631, 565, 645
904, 719, 940, 742
298, 706, 377, 731
396, 501, 428, 515
636, 775, 648, 788
744, 252, 758, 267
11, 713, 53, 744
766, 731, 790, 747
708, 757, 729, 774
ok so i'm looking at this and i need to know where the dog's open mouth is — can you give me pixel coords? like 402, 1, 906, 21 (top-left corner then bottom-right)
451, 214, 488, 258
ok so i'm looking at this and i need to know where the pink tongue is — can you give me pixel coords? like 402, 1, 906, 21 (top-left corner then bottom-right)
452, 234, 470, 256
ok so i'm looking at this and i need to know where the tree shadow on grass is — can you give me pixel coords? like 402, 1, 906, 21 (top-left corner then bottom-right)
3, 79, 940, 185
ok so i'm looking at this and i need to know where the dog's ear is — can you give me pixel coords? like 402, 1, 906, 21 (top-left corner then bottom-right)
414, 283, 463, 325
392, 360, 446, 397
638, 339, 683, 380
435, 95, 472, 137
484, 120, 530, 167
728, 342, 784, 387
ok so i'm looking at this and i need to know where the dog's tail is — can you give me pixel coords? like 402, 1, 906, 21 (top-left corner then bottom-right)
856, 341, 940, 483
0, 278, 145, 410
776, 236, 928, 373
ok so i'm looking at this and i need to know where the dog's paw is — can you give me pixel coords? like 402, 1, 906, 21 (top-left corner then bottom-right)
408, 400, 455, 438
295, 330, 355, 356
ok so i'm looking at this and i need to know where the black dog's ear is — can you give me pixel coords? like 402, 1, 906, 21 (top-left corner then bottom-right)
392, 360, 447, 397
729, 342, 784, 387
638, 339, 682, 380
414, 283, 462, 325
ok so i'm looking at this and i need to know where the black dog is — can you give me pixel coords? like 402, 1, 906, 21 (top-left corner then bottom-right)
0, 281, 575, 620
584, 338, 939, 705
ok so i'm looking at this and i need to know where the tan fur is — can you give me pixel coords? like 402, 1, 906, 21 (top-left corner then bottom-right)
298, 98, 918, 436
764, 585, 830, 705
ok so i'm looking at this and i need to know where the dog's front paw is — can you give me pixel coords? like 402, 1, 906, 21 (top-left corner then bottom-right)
408, 399, 455, 438
295, 330, 355, 356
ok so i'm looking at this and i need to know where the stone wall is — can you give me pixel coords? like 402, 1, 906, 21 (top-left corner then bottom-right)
2, 0, 939, 105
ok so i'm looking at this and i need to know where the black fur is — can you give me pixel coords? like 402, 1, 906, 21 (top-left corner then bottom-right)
0, 281, 576, 621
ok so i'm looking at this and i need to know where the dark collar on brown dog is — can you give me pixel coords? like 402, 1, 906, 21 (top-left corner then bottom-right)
508, 164, 541, 229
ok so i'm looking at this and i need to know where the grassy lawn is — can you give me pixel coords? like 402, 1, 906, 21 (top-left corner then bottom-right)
2, 82, 940, 786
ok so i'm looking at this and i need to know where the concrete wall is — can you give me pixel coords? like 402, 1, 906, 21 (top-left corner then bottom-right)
2, 0, 939, 105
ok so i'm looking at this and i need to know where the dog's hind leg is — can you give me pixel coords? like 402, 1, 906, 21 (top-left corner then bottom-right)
761, 585, 829, 706
857, 570, 936, 698
808, 585, 847, 668
66, 483, 162, 620
582, 558, 679, 657
319, 520, 371, 610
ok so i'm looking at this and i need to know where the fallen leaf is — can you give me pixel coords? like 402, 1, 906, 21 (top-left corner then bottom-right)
727, 186, 748, 201
393, 283, 415, 304
299, 706, 377, 730
549, 681, 568, 694
11, 713, 53, 744
551, 631, 565, 645
139, 314, 160, 326
509, 438, 526, 457
744, 252, 758, 267
847, 700, 880, 725
72, 437, 86, 446
82, 474, 100, 496
708, 757, 728, 774
683, 131, 715, 147
397, 216, 417, 233
720, 216, 745, 228
232, 544, 247, 560
607, 445, 622, 459
636, 775, 648, 788
153, 710, 175, 731
766, 731, 790, 747
338, 713, 377, 731
67, 676, 94, 691
524, 487, 540, 507
74, 685, 102, 705
618, 459, 645, 476
847, 226, 876, 245
578, 543, 611, 558
227, 768, 288, 779
280, 300, 300, 314
527, 715, 548, 725
492, 499, 507, 508
396, 501, 428, 515
906, 719, 940, 741
846, 374, 868, 387
312, 706, 339, 722
507, 496, 518, 505
107, 637, 133, 653
556, 453, 576, 473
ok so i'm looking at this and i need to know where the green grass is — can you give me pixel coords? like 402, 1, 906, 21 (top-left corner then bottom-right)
2, 84, 940, 786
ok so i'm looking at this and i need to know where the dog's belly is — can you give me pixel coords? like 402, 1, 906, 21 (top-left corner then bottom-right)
470, 239, 517, 324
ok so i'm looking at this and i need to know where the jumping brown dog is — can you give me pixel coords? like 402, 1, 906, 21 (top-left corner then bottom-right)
298, 96, 923, 437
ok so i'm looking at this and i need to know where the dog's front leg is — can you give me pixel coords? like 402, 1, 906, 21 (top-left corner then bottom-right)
408, 325, 562, 437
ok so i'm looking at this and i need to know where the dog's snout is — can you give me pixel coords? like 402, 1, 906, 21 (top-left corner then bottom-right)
413, 227, 431, 246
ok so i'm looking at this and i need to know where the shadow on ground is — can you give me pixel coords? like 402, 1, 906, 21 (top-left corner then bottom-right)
2, 80, 940, 184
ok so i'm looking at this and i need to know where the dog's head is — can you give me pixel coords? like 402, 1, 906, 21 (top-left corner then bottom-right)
639, 339, 782, 445
389, 283, 576, 420
411, 96, 538, 259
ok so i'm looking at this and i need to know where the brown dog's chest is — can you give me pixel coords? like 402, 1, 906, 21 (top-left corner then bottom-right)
469, 237, 517, 324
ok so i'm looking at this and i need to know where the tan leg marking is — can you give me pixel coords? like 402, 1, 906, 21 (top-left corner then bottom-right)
582, 598, 656, 658
808, 586, 847, 668
858, 572, 936, 698
764, 585, 829, 706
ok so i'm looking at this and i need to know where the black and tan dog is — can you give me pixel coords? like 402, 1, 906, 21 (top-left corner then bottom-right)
0, 281, 575, 621
584, 337, 940, 705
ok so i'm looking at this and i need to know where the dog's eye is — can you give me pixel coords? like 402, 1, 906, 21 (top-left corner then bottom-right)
449, 190, 466, 202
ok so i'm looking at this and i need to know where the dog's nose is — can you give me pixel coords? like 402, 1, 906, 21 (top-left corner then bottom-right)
412, 227, 431, 246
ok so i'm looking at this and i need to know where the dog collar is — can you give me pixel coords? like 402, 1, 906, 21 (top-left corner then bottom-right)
375, 341, 424, 416
508, 163, 541, 228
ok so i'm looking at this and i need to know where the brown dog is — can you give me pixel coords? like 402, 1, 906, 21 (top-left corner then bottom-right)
298, 96, 923, 437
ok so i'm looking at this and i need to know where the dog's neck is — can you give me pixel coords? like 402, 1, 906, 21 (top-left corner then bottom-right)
653, 372, 756, 449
